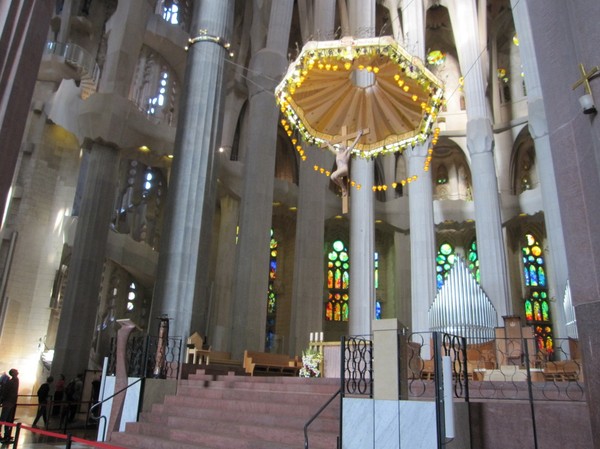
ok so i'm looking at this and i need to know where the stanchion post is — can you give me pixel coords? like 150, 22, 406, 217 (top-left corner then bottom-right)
12, 422, 21, 448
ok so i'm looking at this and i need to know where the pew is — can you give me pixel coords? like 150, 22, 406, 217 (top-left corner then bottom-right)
542, 360, 581, 381
243, 350, 301, 376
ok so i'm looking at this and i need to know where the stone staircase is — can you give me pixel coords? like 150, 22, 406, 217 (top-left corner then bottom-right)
110, 371, 341, 449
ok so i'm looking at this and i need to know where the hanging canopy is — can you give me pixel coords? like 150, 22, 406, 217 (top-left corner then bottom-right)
275, 36, 445, 158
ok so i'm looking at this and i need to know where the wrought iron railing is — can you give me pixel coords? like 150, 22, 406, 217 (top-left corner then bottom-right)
404, 332, 585, 402
108, 334, 182, 379
341, 335, 372, 397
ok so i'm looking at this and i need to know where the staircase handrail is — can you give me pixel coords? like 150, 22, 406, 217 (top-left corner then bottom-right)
89, 377, 144, 442
303, 387, 342, 449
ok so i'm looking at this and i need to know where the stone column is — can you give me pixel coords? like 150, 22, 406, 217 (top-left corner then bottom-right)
406, 149, 437, 334
231, 0, 294, 358
150, 0, 234, 341
448, 0, 510, 317
211, 195, 239, 351
517, 0, 600, 444
347, 0, 376, 337
400, 0, 437, 334
0, 0, 53, 223
289, 0, 336, 356
510, 0, 569, 339
51, 141, 120, 380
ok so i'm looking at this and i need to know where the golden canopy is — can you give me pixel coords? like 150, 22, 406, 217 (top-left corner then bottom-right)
275, 36, 444, 158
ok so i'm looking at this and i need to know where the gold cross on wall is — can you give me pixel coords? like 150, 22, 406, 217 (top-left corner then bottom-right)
572, 63, 599, 94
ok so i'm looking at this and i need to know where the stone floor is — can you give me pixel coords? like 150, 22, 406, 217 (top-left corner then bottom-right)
1, 402, 108, 449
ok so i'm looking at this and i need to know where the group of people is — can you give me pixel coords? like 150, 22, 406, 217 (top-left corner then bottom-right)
0, 369, 85, 441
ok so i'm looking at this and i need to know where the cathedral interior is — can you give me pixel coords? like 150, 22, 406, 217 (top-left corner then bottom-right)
1, 1, 599, 447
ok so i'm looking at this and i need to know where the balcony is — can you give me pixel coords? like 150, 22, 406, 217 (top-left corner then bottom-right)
39, 42, 100, 99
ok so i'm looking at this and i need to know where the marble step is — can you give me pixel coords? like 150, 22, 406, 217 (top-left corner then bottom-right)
141, 401, 339, 433
124, 417, 337, 449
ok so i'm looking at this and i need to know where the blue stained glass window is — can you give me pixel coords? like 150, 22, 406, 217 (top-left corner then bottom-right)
265, 229, 278, 351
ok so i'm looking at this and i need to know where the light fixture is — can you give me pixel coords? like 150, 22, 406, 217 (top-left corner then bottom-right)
572, 63, 598, 115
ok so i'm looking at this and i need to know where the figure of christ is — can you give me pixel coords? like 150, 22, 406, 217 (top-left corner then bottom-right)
326, 129, 364, 197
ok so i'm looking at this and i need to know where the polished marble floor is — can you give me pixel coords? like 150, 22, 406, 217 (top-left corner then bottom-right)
1, 403, 104, 449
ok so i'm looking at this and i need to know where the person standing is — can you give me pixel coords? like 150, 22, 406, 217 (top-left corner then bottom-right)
32, 376, 54, 428
0, 369, 19, 443
52, 374, 65, 416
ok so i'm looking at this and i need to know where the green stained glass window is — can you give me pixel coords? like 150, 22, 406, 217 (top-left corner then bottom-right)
436, 242, 456, 289
467, 239, 480, 283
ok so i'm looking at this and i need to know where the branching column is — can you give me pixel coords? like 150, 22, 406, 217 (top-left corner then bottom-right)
289, 0, 335, 355
402, 0, 437, 334
448, 0, 510, 317
231, 0, 294, 358
510, 0, 569, 338
52, 142, 119, 380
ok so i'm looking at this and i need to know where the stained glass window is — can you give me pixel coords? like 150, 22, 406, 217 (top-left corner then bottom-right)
436, 242, 456, 289
467, 238, 480, 283
326, 239, 349, 321
265, 229, 278, 350
375, 252, 382, 319
126, 282, 136, 312
522, 233, 553, 353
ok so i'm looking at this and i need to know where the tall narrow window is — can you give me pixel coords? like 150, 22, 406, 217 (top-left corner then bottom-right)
326, 240, 349, 321
265, 229, 278, 351
522, 233, 553, 353
436, 242, 456, 289
127, 282, 137, 312
467, 238, 480, 283
375, 252, 382, 319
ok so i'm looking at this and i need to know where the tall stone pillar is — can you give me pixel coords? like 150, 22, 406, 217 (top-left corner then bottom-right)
51, 142, 120, 379
401, 0, 437, 334
347, 0, 376, 337
448, 0, 510, 317
510, 0, 569, 339
406, 149, 437, 334
0, 0, 53, 224
150, 0, 234, 341
211, 195, 239, 351
517, 0, 600, 444
231, 0, 294, 358
467, 121, 510, 317
289, 0, 336, 356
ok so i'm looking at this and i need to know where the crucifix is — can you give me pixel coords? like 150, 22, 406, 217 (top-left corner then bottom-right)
572, 63, 599, 94
323, 126, 369, 213
572, 63, 599, 114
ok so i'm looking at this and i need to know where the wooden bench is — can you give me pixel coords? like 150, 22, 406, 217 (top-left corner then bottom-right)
542, 360, 580, 381
243, 350, 301, 376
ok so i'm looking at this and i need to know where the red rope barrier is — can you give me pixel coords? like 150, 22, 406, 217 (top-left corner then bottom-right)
0, 421, 126, 449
